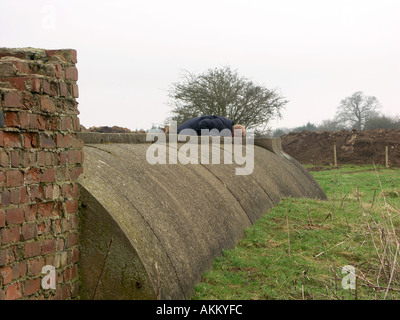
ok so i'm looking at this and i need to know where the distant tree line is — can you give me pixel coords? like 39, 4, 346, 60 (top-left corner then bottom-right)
272, 91, 399, 137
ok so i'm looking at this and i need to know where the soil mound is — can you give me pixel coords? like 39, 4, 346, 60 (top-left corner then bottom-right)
281, 129, 400, 167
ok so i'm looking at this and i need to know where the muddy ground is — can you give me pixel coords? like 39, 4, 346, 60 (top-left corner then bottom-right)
281, 129, 400, 167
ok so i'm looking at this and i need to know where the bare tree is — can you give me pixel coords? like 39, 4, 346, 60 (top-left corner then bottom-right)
166, 66, 288, 131
336, 91, 381, 130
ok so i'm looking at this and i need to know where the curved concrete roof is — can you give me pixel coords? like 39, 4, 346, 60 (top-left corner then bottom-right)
77, 134, 326, 300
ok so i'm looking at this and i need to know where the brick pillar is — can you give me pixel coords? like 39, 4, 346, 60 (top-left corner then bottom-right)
0, 48, 83, 300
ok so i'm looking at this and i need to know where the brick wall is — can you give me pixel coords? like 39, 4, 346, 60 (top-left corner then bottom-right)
0, 48, 83, 300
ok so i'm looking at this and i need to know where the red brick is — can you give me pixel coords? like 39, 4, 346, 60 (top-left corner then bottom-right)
3, 132, 21, 148
70, 50, 78, 63
6, 170, 23, 187
0, 210, 5, 227
0, 151, 9, 167
44, 185, 53, 199
21, 151, 36, 167
61, 184, 72, 198
52, 219, 62, 235
24, 204, 37, 222
44, 152, 53, 165
72, 84, 79, 98
27, 113, 38, 129
53, 185, 60, 199
46, 49, 77, 64
56, 238, 65, 253
25, 241, 41, 258
12, 261, 27, 280
59, 82, 68, 97
44, 254, 58, 268
22, 223, 38, 240
0, 76, 40, 93
19, 112, 29, 129
65, 200, 78, 214
26, 77, 41, 92
41, 79, 51, 95
10, 60, 31, 74
41, 168, 55, 183
0, 131, 3, 147
5, 282, 22, 300
48, 117, 60, 131
10, 188, 20, 204
39, 95, 54, 113
4, 112, 19, 127
1, 228, 11, 244
24, 278, 41, 296
70, 166, 83, 181
51, 81, 59, 96
65, 67, 78, 81
0, 249, 6, 266
29, 186, 42, 202
54, 64, 63, 78
21, 91, 38, 109
28, 258, 44, 276
58, 152, 68, 165
37, 221, 50, 236
67, 150, 75, 164
66, 233, 78, 248
1, 190, 11, 207
72, 116, 80, 131
9, 226, 20, 242
23, 133, 39, 148
37, 115, 46, 130
37, 202, 53, 218
72, 248, 79, 263
36, 151, 45, 166
4, 91, 22, 108
4, 247, 15, 264
40, 133, 55, 148
63, 267, 70, 282
41, 239, 56, 254
56, 167, 70, 182
72, 184, 79, 198
56, 134, 71, 148
6, 208, 24, 225
0, 172, 4, 188
25, 167, 40, 185
61, 218, 72, 233
0, 266, 12, 285
60, 117, 72, 131
20, 187, 29, 204
10, 150, 20, 167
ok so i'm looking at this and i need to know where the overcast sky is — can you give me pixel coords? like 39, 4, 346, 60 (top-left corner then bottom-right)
1, 0, 399, 131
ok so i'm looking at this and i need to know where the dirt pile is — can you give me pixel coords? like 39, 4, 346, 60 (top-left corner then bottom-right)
281, 129, 400, 167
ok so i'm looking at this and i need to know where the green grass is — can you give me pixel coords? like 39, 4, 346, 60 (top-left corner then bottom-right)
191, 164, 400, 300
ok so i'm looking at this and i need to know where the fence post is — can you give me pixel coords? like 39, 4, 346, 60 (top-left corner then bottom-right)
385, 146, 389, 168
334, 144, 337, 168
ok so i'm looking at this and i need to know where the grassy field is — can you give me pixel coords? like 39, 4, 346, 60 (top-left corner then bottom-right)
191, 164, 400, 300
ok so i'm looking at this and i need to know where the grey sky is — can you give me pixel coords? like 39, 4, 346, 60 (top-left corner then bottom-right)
1, 0, 399, 131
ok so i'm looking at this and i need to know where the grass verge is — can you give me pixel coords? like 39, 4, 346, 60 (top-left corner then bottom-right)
191, 164, 400, 300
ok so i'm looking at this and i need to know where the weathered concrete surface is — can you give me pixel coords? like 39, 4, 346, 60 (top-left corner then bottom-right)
78, 134, 327, 300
